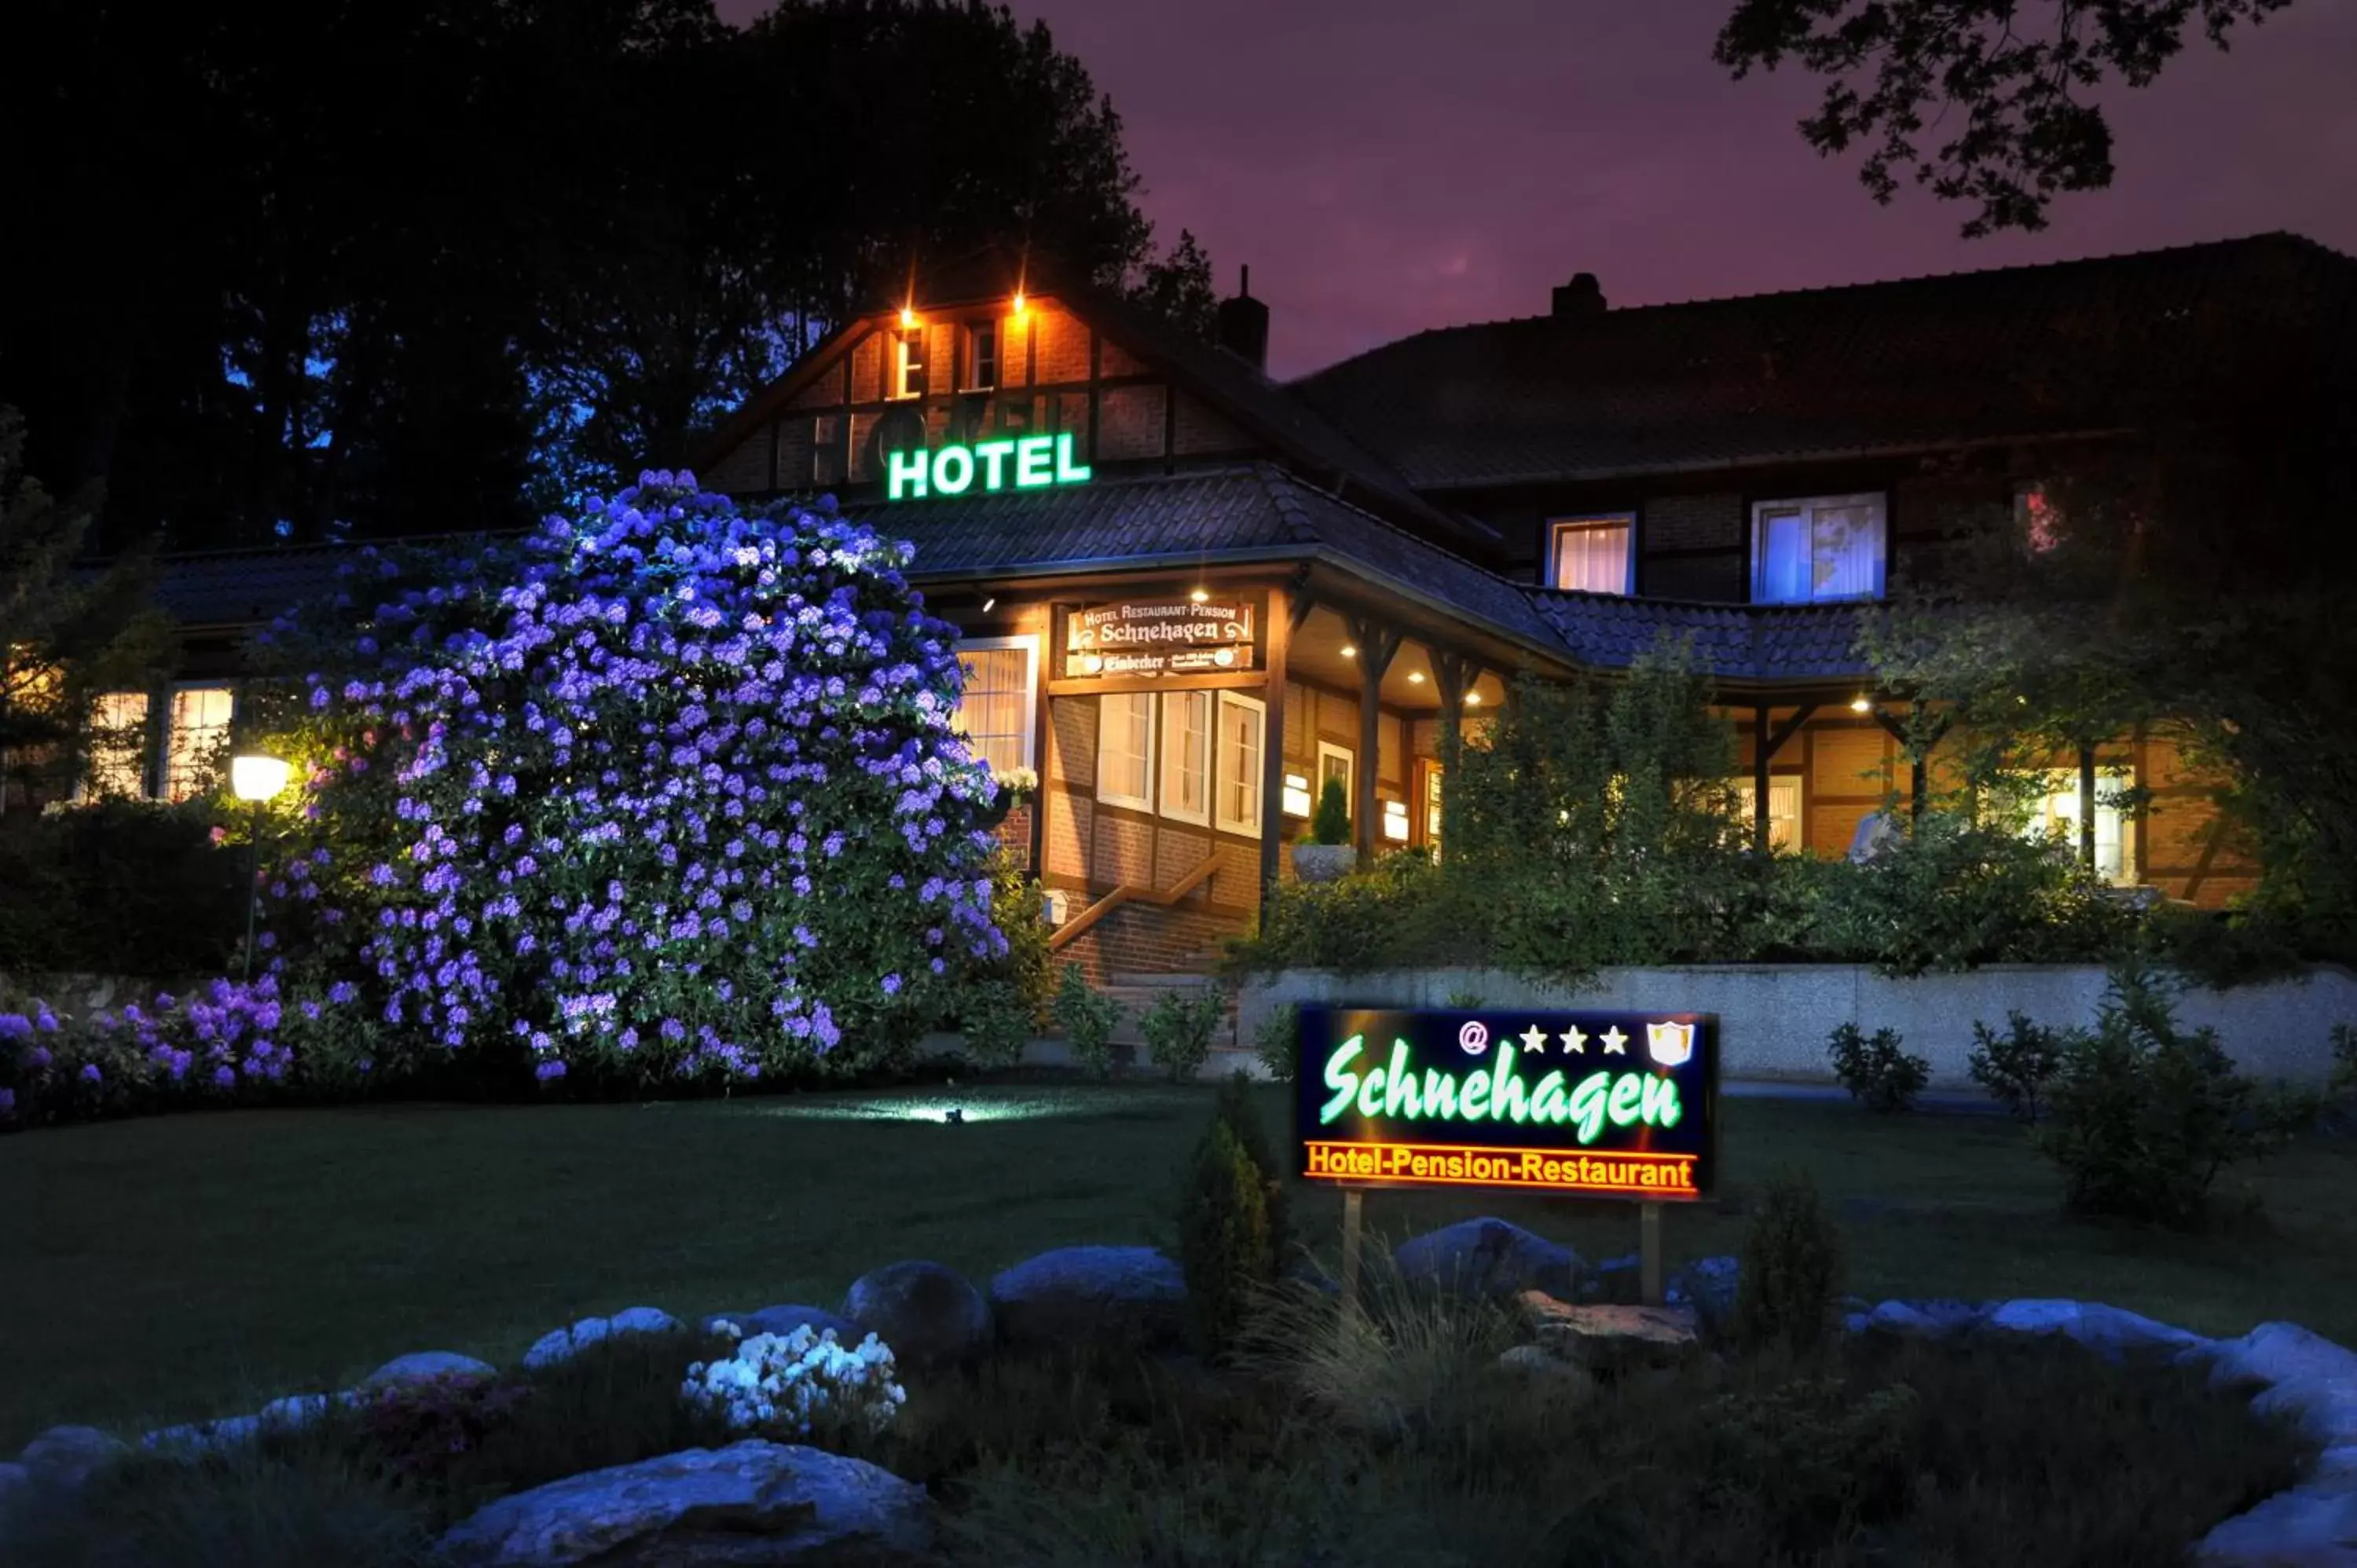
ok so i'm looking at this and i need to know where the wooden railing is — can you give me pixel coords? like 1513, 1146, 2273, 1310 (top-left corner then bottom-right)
1047, 854, 1222, 952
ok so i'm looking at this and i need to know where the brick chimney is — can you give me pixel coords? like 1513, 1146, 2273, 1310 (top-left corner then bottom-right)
1216, 265, 1270, 370
1552, 272, 1606, 317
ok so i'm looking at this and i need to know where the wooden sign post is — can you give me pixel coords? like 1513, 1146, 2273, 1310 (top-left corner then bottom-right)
1340, 1189, 1365, 1314
1640, 1200, 1664, 1306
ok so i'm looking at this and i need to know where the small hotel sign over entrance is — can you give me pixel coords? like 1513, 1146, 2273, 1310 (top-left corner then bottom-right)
1296, 1005, 1719, 1200
884, 432, 1091, 501
1065, 599, 1257, 677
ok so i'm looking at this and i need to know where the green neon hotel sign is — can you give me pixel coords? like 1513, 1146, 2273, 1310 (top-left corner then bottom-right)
885, 432, 1092, 502
1318, 1033, 1686, 1146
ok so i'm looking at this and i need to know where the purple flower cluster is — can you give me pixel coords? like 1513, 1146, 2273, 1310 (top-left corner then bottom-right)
247, 473, 1005, 1080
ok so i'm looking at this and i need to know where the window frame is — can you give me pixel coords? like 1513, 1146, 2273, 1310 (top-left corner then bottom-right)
1315, 740, 1354, 820
1214, 691, 1266, 838
964, 321, 999, 392
163, 681, 236, 804
1095, 691, 1157, 811
1727, 775, 1802, 852
951, 635, 1038, 780
2028, 764, 2138, 886
1546, 512, 1637, 595
1158, 689, 1211, 826
78, 689, 153, 801
890, 327, 927, 401
1750, 491, 1888, 604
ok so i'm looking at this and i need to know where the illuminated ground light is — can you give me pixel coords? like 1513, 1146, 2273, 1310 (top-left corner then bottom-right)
746, 1094, 1100, 1124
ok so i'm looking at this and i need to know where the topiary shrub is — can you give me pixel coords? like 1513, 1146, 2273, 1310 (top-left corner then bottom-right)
238, 472, 1007, 1086
1175, 1114, 1274, 1361
1213, 1069, 1288, 1265
2036, 960, 2304, 1228
1827, 1022, 1930, 1113
1967, 1009, 2067, 1124
1310, 777, 1351, 847
1140, 987, 1223, 1082
1729, 1168, 1845, 1355
1052, 962, 1124, 1079
1252, 1002, 1299, 1083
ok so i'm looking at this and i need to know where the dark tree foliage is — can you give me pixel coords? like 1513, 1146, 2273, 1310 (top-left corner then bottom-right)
0, 0, 1207, 549
1714, 0, 2294, 235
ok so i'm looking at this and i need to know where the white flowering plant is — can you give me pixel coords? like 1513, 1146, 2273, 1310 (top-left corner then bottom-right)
682, 1322, 907, 1445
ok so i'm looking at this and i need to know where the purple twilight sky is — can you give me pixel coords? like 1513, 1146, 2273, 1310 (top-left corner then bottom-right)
718, 0, 2357, 379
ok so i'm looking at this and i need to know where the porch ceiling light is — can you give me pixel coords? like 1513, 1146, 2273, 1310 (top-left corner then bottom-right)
1012, 290, 1027, 315
898, 306, 917, 329
1340, 645, 1357, 658
1849, 694, 1873, 713
981, 595, 996, 613
1464, 691, 1483, 705
1189, 588, 1209, 603
1408, 671, 1426, 683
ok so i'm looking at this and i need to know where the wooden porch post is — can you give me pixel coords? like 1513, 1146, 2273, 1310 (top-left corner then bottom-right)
1431, 651, 1475, 855
1344, 614, 1402, 870
1750, 702, 1772, 853
1257, 586, 1300, 904
2077, 743, 2099, 871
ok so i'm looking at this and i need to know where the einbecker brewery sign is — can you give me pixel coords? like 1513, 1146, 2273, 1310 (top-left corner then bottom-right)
1065, 598, 1258, 677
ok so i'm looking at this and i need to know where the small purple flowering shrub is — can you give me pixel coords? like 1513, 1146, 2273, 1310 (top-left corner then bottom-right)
246, 472, 1007, 1081
356, 1370, 535, 1483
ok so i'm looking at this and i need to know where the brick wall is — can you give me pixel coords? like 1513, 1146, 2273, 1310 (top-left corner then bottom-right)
1033, 306, 1091, 386
1059, 900, 1249, 984
1173, 390, 1252, 456
1638, 490, 1746, 602
703, 430, 770, 495
1096, 384, 1168, 460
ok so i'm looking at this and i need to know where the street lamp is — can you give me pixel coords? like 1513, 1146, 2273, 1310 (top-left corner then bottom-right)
230, 753, 291, 980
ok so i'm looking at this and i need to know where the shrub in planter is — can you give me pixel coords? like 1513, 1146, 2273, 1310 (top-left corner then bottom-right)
2036, 961, 2305, 1228
1252, 1002, 1299, 1083
1967, 1009, 2068, 1124
1827, 1022, 1930, 1113
1053, 963, 1124, 1079
1729, 1168, 1845, 1355
1175, 1113, 1274, 1361
1140, 987, 1223, 1082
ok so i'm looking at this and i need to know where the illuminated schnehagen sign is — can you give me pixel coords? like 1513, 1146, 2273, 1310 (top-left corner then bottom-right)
1296, 1005, 1719, 1200
885, 432, 1092, 501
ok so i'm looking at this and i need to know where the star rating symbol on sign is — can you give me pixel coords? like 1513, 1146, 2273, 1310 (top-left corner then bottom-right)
1601, 1026, 1629, 1054
1518, 1025, 1549, 1054
1560, 1027, 1587, 1053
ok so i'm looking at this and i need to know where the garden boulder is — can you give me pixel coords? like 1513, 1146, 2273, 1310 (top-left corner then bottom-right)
363, 1351, 497, 1387
989, 1246, 1187, 1352
2195, 1473, 2357, 1566
1518, 1295, 1700, 1373
1865, 1299, 1985, 1340
522, 1307, 683, 1371
1665, 1255, 1741, 1335
843, 1260, 992, 1368
1983, 1299, 2209, 1362
1393, 1218, 1578, 1299
435, 1440, 929, 1566
16, 1425, 123, 1493
703, 1304, 864, 1344
2196, 1321, 2357, 1446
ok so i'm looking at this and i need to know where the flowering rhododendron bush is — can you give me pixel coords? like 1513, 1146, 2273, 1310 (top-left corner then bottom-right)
236, 472, 1008, 1085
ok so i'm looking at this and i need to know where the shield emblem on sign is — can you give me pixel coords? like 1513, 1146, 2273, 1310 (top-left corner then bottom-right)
1645, 1020, 1695, 1068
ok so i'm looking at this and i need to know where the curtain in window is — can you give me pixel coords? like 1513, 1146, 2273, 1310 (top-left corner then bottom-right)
1217, 696, 1263, 835
166, 687, 234, 802
1098, 692, 1153, 806
1758, 508, 1813, 603
1552, 522, 1631, 594
1811, 501, 1882, 599
954, 646, 1032, 779
1160, 691, 1210, 822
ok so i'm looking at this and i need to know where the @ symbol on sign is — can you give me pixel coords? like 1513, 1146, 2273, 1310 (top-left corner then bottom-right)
1457, 1020, 1490, 1056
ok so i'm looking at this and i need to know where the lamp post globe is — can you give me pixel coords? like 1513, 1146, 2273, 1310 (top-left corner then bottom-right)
229, 753, 289, 979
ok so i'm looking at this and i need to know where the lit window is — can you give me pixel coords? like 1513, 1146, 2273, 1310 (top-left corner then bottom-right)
1753, 493, 1886, 603
1381, 798, 1410, 843
1424, 765, 1445, 842
1316, 741, 1354, 819
1281, 771, 1313, 819
84, 691, 151, 799
1096, 691, 1154, 811
952, 637, 1036, 779
2026, 767, 2135, 885
1727, 776, 1801, 851
165, 686, 235, 802
1549, 515, 1634, 595
1160, 690, 1210, 826
891, 327, 927, 401
965, 322, 999, 391
1215, 691, 1264, 837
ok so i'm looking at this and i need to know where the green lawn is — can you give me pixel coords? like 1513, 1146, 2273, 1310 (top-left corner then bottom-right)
3, 1083, 2353, 1453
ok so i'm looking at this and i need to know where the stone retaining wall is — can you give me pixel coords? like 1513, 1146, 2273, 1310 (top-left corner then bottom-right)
1239, 964, 2357, 1088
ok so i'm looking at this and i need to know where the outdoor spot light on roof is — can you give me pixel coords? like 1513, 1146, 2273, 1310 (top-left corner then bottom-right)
899, 306, 917, 329
1011, 290, 1027, 315
231, 753, 291, 803
1849, 694, 1874, 713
